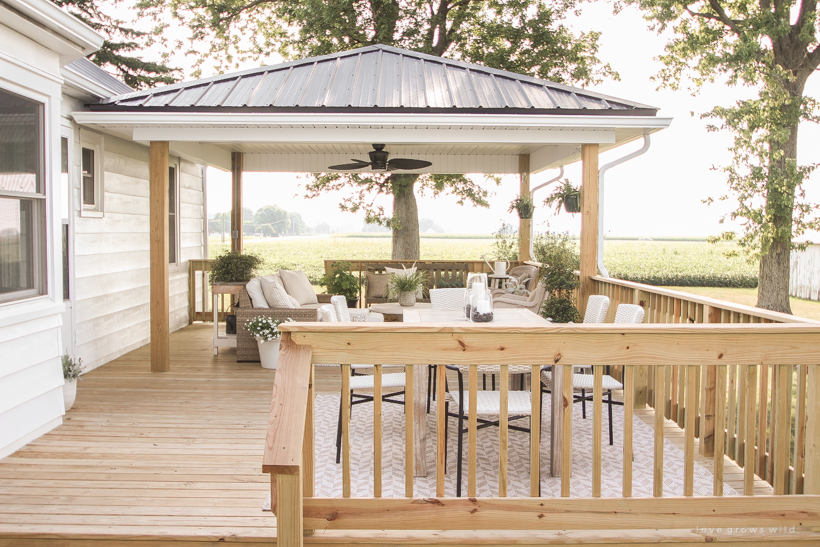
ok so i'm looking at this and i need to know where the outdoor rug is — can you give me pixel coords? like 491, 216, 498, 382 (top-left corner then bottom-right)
264, 391, 736, 508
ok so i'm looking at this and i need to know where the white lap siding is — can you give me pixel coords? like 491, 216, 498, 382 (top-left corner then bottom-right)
73, 134, 205, 372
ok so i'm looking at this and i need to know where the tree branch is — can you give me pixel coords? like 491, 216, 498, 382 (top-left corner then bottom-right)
215, 0, 278, 26
794, 0, 817, 34
705, 0, 742, 34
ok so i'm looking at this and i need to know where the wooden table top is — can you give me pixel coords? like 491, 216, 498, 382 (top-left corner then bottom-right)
369, 302, 432, 315
404, 307, 550, 324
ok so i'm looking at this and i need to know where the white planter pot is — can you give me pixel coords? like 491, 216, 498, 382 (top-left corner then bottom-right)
257, 337, 281, 369
63, 380, 77, 411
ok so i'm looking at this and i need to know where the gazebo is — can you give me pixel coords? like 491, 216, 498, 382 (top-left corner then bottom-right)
73, 44, 672, 372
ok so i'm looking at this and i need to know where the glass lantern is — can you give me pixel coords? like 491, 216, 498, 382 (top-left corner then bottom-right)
463, 272, 489, 319
469, 284, 494, 323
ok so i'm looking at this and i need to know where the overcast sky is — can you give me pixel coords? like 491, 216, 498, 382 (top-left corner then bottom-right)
180, 3, 820, 237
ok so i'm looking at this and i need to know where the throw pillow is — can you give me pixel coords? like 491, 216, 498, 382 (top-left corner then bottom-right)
261, 277, 297, 309
384, 265, 424, 298
246, 274, 281, 308
365, 272, 390, 299
279, 269, 318, 306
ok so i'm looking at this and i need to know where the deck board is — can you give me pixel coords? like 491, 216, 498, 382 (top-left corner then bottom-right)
0, 324, 785, 546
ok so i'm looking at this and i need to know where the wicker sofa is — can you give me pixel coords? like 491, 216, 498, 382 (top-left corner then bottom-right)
236, 288, 331, 362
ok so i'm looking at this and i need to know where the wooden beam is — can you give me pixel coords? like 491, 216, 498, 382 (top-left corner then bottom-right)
149, 141, 170, 373
231, 152, 243, 253
518, 154, 531, 262
579, 144, 599, 316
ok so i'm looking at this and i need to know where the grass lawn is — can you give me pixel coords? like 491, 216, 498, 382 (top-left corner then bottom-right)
664, 286, 820, 322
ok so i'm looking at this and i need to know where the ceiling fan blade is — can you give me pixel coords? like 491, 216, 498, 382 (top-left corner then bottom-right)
387, 158, 432, 170
328, 162, 372, 170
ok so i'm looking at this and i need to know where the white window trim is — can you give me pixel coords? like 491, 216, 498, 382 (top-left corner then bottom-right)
79, 129, 103, 218
169, 158, 180, 266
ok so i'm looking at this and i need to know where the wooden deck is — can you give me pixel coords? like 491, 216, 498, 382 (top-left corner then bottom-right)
0, 324, 800, 547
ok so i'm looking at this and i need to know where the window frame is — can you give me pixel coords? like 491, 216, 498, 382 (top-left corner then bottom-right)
168, 160, 180, 265
0, 85, 48, 304
78, 130, 104, 218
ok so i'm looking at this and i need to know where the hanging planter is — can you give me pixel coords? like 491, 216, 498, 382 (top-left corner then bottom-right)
508, 195, 534, 219
563, 193, 582, 213
545, 180, 581, 215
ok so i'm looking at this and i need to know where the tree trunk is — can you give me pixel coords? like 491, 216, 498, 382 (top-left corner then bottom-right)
756, 80, 801, 314
390, 174, 420, 260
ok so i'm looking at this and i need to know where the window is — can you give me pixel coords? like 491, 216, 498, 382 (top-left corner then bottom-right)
169, 165, 178, 264
61, 136, 70, 301
79, 131, 103, 216
0, 88, 46, 303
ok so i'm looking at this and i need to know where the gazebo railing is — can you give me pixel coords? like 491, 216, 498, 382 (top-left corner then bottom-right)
592, 275, 820, 493
264, 322, 820, 547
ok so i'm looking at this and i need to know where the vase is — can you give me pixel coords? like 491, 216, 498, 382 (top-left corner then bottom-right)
256, 337, 281, 369
398, 291, 416, 306
63, 379, 77, 411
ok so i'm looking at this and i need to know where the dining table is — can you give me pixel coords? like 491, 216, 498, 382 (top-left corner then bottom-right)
402, 307, 564, 478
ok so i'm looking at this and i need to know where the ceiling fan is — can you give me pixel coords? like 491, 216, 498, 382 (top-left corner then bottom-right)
328, 144, 432, 172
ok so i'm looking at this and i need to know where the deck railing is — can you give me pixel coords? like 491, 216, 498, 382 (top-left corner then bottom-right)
592, 276, 819, 493
264, 321, 820, 546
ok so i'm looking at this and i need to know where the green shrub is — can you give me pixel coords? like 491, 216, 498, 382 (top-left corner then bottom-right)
322, 261, 359, 300
533, 231, 581, 323
491, 223, 518, 261
210, 250, 263, 283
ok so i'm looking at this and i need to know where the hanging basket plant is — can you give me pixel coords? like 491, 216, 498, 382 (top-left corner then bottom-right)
544, 180, 581, 215
508, 195, 535, 219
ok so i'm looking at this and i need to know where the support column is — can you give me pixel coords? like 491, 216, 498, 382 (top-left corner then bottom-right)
149, 141, 170, 373
579, 144, 599, 316
231, 152, 243, 253
518, 155, 532, 262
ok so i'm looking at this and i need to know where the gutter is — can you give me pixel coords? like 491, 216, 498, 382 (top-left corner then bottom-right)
597, 132, 652, 277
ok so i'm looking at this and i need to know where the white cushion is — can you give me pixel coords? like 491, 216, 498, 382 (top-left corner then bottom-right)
384, 265, 423, 298
279, 269, 318, 306
246, 278, 267, 308
261, 277, 297, 308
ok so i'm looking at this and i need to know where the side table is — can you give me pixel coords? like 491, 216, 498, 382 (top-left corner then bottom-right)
212, 282, 244, 355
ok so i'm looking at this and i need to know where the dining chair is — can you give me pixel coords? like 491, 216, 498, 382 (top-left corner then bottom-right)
319, 303, 406, 463
540, 302, 645, 445
444, 364, 533, 497
426, 288, 466, 412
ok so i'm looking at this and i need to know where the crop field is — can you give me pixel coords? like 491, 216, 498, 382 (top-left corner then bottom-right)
209, 235, 757, 288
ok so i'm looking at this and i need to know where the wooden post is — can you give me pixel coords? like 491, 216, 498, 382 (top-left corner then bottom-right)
518, 155, 531, 262
231, 152, 243, 253
276, 472, 303, 547
804, 365, 820, 493
700, 307, 721, 456
149, 141, 170, 373
579, 144, 599, 319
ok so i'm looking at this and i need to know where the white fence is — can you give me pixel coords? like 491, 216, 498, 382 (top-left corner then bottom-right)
791, 244, 820, 301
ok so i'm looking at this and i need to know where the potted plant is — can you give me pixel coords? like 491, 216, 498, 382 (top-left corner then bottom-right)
533, 230, 581, 323
322, 261, 359, 307
544, 180, 581, 214
245, 316, 293, 369
508, 194, 534, 219
62, 352, 83, 411
210, 250, 262, 334
387, 270, 426, 306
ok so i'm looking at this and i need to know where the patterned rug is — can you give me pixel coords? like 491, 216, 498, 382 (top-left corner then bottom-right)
264, 392, 736, 508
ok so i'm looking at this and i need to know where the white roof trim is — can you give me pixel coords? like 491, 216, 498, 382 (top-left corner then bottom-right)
62, 66, 113, 99
0, 0, 102, 64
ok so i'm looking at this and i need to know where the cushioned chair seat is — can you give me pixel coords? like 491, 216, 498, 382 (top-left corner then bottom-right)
446, 390, 532, 415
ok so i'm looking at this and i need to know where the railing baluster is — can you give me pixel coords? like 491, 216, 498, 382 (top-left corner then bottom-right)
468, 365, 478, 497
623, 365, 634, 498
714, 364, 727, 496
654, 365, 666, 497
303, 363, 315, 499
670, 365, 679, 422
744, 364, 757, 495
768, 364, 777, 483
757, 363, 768, 478
561, 364, 573, 497
341, 363, 351, 498
404, 365, 414, 498
727, 365, 737, 460
593, 364, 602, 498
436, 363, 446, 497
794, 364, 808, 494
737, 359, 747, 467
774, 364, 793, 494
684, 364, 697, 496
374, 364, 382, 498
499, 364, 509, 497
530, 364, 541, 497
677, 364, 686, 428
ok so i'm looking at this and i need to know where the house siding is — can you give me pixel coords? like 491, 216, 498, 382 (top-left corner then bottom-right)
72, 133, 205, 372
